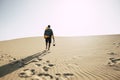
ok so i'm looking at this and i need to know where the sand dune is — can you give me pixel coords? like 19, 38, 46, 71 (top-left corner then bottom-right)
0, 35, 120, 80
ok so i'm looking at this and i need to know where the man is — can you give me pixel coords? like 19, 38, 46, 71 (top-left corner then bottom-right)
44, 25, 55, 51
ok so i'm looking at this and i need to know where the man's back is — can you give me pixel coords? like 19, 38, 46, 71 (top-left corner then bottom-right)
44, 28, 53, 37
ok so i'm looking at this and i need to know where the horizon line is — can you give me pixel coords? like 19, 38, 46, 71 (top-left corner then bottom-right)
0, 33, 120, 41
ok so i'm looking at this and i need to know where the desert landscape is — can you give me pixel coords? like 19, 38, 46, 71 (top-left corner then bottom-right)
0, 35, 120, 80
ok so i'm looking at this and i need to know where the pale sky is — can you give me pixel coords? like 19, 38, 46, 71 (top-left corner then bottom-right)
0, 0, 120, 41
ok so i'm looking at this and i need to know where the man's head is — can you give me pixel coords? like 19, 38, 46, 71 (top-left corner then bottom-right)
48, 25, 50, 28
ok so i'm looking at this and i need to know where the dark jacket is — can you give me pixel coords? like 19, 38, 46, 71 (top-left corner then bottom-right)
44, 28, 53, 37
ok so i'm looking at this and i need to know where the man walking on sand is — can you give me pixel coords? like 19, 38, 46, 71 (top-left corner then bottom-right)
44, 25, 55, 51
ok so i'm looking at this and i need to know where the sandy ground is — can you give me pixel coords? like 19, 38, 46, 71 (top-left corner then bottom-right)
0, 35, 120, 80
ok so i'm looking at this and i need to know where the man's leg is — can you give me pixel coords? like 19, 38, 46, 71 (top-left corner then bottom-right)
48, 38, 51, 50
45, 39, 48, 50
48, 43, 51, 50
46, 42, 47, 50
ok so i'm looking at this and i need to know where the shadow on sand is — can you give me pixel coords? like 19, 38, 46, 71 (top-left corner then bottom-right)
0, 50, 48, 77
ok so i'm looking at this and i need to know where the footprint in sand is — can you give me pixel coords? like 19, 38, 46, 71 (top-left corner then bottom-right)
38, 73, 53, 79
19, 69, 35, 78
55, 73, 61, 76
63, 73, 74, 78
46, 60, 50, 63
48, 63, 55, 67
42, 66, 49, 72
108, 58, 120, 66
37, 57, 43, 61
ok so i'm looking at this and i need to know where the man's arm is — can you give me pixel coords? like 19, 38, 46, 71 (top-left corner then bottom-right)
52, 35, 55, 42
51, 29, 55, 42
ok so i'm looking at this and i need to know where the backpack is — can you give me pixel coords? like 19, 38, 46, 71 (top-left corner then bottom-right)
44, 29, 53, 38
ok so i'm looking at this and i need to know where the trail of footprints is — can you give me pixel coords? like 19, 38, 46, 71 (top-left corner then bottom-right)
0, 53, 17, 65
18, 58, 74, 80
107, 42, 120, 67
